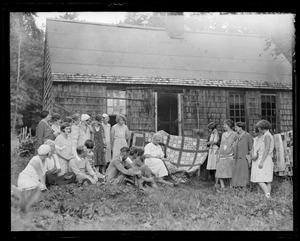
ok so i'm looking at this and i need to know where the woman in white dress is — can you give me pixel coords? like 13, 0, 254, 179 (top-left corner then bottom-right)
111, 114, 130, 160
55, 122, 73, 175
206, 122, 222, 185
250, 120, 274, 198
144, 133, 169, 178
17, 144, 51, 191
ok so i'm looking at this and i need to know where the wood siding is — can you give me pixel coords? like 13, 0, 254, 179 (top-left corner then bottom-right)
43, 38, 53, 111
126, 87, 155, 132
278, 91, 293, 132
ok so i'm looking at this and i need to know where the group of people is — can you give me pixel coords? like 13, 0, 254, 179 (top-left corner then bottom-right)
206, 119, 274, 198
16, 110, 177, 195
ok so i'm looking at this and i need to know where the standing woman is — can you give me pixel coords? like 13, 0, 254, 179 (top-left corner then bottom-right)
102, 113, 112, 166
55, 122, 73, 176
78, 114, 93, 147
111, 114, 130, 160
250, 120, 274, 198
91, 114, 107, 174
215, 119, 238, 189
232, 122, 253, 188
35, 110, 54, 152
51, 113, 62, 138
70, 113, 81, 157
206, 122, 222, 185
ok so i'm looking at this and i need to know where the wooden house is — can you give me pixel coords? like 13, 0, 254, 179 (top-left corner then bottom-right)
43, 17, 293, 138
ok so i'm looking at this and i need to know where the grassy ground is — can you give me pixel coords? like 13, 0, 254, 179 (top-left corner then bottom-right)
11, 147, 293, 231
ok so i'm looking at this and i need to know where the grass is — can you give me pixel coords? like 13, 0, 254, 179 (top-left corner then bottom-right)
11, 146, 293, 231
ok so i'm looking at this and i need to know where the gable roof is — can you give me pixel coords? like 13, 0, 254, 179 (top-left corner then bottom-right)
46, 18, 292, 89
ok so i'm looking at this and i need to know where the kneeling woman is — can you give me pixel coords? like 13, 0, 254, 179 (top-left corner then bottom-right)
17, 144, 51, 191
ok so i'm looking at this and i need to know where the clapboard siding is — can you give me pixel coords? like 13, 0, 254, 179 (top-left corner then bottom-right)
278, 91, 293, 132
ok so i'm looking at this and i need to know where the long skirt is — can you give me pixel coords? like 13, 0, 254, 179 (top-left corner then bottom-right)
112, 138, 128, 160
251, 155, 273, 183
145, 158, 168, 178
215, 155, 233, 178
231, 157, 250, 187
206, 147, 218, 170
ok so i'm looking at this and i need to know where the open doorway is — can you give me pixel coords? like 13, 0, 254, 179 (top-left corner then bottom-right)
157, 93, 178, 135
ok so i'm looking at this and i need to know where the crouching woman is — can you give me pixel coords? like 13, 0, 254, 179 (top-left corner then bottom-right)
17, 144, 51, 191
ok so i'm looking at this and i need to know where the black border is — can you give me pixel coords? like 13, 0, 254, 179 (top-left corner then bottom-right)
2, 0, 298, 240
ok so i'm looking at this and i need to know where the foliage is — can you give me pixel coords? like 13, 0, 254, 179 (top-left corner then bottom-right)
18, 138, 37, 158
57, 12, 79, 20
10, 12, 44, 133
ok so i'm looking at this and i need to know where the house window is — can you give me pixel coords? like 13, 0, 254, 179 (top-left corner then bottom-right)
106, 90, 126, 115
229, 93, 246, 123
261, 94, 277, 132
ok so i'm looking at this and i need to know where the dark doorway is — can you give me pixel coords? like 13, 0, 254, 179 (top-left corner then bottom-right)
108, 115, 117, 127
157, 93, 178, 135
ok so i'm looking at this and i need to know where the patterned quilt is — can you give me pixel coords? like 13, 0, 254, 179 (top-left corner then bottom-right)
141, 130, 208, 183
273, 130, 293, 176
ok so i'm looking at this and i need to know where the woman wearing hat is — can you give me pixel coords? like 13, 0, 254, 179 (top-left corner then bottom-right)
102, 113, 111, 165
78, 114, 93, 147
55, 122, 73, 176
91, 114, 107, 174
17, 144, 51, 191
206, 122, 222, 185
111, 114, 130, 160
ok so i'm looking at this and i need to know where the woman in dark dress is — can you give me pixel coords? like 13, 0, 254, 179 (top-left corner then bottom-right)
91, 114, 107, 174
232, 122, 253, 188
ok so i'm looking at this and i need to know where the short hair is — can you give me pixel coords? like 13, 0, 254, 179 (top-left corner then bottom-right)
140, 155, 146, 163
129, 146, 137, 156
116, 114, 127, 122
207, 122, 217, 130
84, 139, 94, 149
224, 119, 235, 129
40, 110, 49, 119
63, 116, 73, 124
235, 122, 246, 130
60, 122, 71, 132
76, 146, 85, 155
51, 113, 61, 122
95, 114, 103, 122
71, 113, 81, 122
256, 120, 272, 130
120, 146, 130, 153
133, 148, 144, 157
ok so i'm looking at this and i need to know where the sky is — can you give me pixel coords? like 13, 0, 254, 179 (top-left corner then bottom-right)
35, 12, 128, 30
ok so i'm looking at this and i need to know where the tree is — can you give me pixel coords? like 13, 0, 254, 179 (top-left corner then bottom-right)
58, 12, 79, 20
10, 12, 44, 134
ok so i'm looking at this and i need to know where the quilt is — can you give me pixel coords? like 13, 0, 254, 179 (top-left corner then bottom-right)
133, 130, 209, 183
273, 130, 293, 176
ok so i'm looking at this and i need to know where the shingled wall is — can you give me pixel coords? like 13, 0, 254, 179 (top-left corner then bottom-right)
182, 88, 227, 137
278, 91, 293, 132
51, 83, 106, 118
126, 87, 155, 132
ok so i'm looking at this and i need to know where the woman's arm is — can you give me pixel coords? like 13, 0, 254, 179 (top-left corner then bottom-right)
259, 135, 271, 168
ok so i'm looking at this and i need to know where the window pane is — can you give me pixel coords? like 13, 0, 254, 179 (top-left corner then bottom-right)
262, 110, 266, 116
230, 104, 235, 110
235, 110, 240, 116
229, 95, 234, 104
272, 103, 276, 109
241, 110, 245, 116
114, 99, 120, 106
272, 110, 276, 116
230, 110, 234, 116
267, 109, 271, 116
266, 102, 271, 109
107, 90, 113, 98
271, 96, 276, 103
241, 118, 245, 122
261, 95, 265, 102
261, 102, 266, 109
107, 99, 113, 106
107, 106, 114, 115
119, 91, 126, 98
235, 104, 240, 109
120, 100, 126, 106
